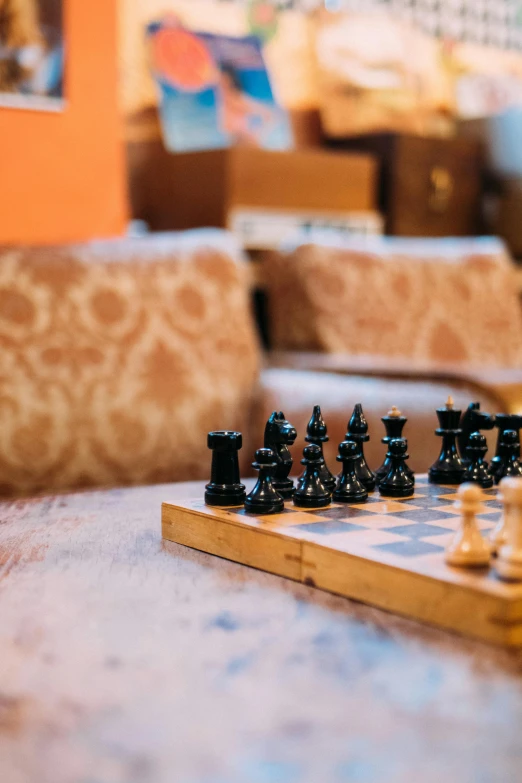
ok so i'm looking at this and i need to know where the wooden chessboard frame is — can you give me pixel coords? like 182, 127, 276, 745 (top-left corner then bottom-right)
161, 475, 522, 647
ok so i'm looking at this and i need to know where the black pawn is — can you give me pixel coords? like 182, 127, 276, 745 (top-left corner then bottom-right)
345, 403, 376, 491
463, 432, 494, 489
490, 414, 522, 480
244, 449, 284, 515
205, 431, 246, 506
375, 406, 413, 482
302, 405, 336, 491
379, 438, 415, 498
293, 444, 332, 509
428, 397, 466, 485
458, 402, 495, 467
495, 430, 522, 483
333, 441, 368, 504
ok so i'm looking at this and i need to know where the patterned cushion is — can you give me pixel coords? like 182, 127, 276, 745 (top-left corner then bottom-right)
0, 232, 260, 496
266, 238, 522, 368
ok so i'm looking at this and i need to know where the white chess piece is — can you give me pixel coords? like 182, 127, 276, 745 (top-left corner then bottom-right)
495, 478, 522, 581
445, 483, 491, 568
490, 477, 512, 555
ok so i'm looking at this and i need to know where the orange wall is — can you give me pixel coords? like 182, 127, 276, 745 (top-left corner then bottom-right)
0, 0, 128, 245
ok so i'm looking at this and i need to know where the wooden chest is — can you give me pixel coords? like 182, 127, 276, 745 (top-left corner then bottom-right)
328, 133, 484, 237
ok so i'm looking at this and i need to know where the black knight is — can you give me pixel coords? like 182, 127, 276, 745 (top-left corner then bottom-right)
264, 411, 297, 498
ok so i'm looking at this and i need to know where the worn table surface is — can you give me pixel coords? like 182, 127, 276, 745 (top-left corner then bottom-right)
1, 481, 522, 783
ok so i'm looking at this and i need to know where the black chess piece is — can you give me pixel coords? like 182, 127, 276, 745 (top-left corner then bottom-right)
244, 448, 285, 515
293, 444, 332, 508
333, 441, 368, 503
264, 411, 297, 498
379, 438, 415, 498
489, 414, 522, 480
300, 405, 336, 492
205, 431, 246, 506
375, 406, 414, 482
495, 430, 522, 483
345, 403, 376, 491
458, 402, 495, 467
428, 397, 466, 485
463, 432, 494, 489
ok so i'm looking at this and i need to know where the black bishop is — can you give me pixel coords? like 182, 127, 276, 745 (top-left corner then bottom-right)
345, 403, 376, 491
301, 405, 336, 492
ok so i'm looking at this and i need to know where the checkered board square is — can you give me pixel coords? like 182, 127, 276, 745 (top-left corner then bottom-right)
162, 476, 522, 647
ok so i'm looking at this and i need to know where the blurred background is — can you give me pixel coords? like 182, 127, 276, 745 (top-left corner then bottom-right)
1, 0, 522, 497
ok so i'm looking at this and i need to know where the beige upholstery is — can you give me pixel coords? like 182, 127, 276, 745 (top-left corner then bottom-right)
1, 232, 519, 497
0, 231, 260, 496
265, 237, 522, 368
262, 237, 522, 473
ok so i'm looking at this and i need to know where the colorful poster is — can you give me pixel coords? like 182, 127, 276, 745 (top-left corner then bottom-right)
0, 0, 65, 111
147, 18, 293, 152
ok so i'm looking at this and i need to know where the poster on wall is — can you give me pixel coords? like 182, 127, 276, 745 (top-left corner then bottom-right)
146, 17, 293, 152
0, 0, 65, 111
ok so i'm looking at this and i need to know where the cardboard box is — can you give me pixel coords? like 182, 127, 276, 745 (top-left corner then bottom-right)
127, 141, 379, 246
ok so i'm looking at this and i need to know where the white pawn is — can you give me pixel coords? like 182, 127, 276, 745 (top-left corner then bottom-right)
489, 477, 512, 555
495, 478, 522, 582
445, 483, 491, 568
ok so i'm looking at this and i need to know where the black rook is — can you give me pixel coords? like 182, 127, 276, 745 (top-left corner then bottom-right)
205, 431, 246, 507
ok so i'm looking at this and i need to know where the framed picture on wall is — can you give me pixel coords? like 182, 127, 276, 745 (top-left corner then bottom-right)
0, 0, 65, 111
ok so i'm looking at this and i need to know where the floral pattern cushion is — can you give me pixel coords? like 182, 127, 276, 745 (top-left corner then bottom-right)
266, 239, 522, 369
0, 232, 260, 496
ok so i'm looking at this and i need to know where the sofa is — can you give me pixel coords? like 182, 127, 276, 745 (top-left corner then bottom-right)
0, 231, 516, 497
262, 236, 522, 473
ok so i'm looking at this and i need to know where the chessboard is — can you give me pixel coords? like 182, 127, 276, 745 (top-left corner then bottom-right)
162, 475, 522, 648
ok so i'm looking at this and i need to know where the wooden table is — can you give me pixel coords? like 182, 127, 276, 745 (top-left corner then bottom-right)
1, 481, 522, 783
